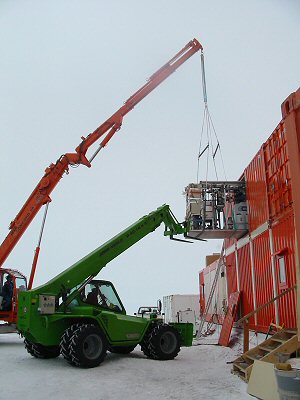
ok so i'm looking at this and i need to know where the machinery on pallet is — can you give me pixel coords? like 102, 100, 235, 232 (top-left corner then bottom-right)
0, 38, 202, 327
17, 205, 194, 368
185, 180, 248, 240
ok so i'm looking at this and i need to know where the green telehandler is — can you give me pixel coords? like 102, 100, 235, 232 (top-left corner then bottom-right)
17, 205, 194, 368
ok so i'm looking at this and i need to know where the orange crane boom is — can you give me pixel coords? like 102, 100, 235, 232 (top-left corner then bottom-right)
0, 39, 202, 290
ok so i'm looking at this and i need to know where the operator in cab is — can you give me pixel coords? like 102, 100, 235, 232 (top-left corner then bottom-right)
1, 275, 14, 311
86, 287, 99, 306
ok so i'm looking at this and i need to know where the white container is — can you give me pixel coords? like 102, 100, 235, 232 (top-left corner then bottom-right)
233, 202, 248, 230
163, 294, 200, 333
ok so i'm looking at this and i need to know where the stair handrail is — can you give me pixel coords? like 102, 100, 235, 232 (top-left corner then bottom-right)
236, 284, 297, 326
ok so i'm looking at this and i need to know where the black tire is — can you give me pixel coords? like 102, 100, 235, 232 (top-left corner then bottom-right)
60, 323, 82, 362
67, 324, 107, 368
24, 338, 60, 359
140, 327, 153, 358
147, 324, 181, 360
109, 345, 136, 354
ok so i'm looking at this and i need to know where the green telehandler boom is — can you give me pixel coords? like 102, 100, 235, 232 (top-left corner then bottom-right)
17, 205, 193, 368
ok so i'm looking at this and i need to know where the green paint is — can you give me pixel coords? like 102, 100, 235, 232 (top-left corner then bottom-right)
18, 205, 193, 350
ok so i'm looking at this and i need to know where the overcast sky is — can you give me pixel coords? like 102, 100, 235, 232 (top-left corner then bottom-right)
1, 1, 299, 313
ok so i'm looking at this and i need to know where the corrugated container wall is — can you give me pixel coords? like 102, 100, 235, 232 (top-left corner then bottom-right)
245, 148, 269, 232
201, 260, 227, 323
272, 211, 297, 328
264, 123, 293, 221
252, 230, 275, 332
225, 252, 237, 296
237, 244, 255, 326
199, 88, 300, 333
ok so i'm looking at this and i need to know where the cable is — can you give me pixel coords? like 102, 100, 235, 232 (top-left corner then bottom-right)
207, 108, 227, 181
197, 49, 227, 183
196, 108, 207, 182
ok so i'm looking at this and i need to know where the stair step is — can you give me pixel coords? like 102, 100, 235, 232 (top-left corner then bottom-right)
244, 354, 262, 362
259, 345, 276, 352
232, 368, 245, 378
233, 362, 249, 372
231, 329, 300, 383
284, 329, 297, 335
271, 338, 285, 344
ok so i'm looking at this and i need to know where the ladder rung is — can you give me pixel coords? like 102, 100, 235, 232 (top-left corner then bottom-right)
196, 243, 225, 338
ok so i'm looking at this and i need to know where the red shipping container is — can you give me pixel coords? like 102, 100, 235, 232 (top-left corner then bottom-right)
225, 252, 238, 296
263, 123, 293, 221
245, 148, 269, 232
252, 230, 275, 332
237, 244, 255, 328
272, 211, 297, 328
199, 88, 300, 334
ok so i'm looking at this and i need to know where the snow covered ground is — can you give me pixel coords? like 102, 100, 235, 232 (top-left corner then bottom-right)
1, 331, 253, 400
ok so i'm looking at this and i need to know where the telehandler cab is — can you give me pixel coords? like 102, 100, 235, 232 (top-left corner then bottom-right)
17, 205, 194, 368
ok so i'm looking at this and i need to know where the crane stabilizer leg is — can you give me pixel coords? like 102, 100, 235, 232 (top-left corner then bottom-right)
28, 202, 50, 290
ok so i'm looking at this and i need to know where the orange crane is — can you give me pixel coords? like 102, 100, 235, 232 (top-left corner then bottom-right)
0, 39, 202, 325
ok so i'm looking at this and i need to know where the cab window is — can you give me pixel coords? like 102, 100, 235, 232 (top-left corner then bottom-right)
83, 282, 123, 312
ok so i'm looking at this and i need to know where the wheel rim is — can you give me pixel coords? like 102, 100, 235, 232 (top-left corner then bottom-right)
160, 331, 177, 354
82, 333, 103, 360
